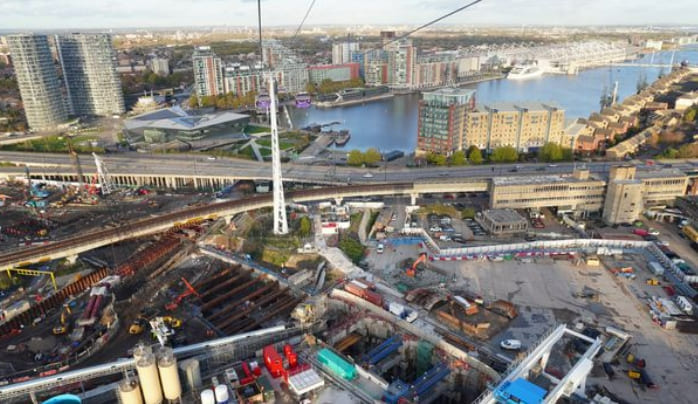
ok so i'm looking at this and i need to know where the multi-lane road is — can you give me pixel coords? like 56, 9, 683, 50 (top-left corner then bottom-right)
1, 151, 697, 184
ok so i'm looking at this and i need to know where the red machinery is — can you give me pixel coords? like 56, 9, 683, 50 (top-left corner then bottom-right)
263, 345, 284, 378
283, 344, 298, 369
165, 277, 200, 311
406, 253, 428, 277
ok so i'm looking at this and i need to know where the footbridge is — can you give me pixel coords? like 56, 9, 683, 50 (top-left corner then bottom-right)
0, 181, 488, 271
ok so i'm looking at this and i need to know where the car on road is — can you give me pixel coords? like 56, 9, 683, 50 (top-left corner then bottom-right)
363, 172, 374, 178
547, 164, 558, 167
500, 339, 522, 350
377, 243, 384, 254
207, 156, 217, 160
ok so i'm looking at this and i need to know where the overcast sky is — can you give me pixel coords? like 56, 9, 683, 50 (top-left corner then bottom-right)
1, 0, 695, 30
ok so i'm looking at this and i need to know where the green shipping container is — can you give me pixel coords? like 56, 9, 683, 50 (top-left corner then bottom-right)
317, 348, 356, 380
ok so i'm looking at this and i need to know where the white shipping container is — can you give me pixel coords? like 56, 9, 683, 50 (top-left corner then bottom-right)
453, 295, 471, 310
388, 302, 405, 317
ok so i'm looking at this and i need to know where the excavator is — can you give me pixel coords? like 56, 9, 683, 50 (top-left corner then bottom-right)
406, 252, 428, 277
165, 277, 200, 311
52, 303, 72, 335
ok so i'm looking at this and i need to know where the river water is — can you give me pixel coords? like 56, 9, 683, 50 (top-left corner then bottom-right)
289, 47, 698, 152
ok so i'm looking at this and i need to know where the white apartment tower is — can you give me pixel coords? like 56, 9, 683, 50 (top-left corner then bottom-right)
331, 41, 359, 65
192, 46, 224, 97
56, 33, 125, 116
7, 34, 67, 130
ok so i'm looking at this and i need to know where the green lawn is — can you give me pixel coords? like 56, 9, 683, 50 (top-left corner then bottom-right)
256, 138, 295, 150
1, 134, 103, 153
245, 125, 270, 134
235, 145, 256, 160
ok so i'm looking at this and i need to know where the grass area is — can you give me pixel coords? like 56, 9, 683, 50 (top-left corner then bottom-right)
339, 236, 365, 264
366, 211, 379, 235
415, 203, 460, 218
0, 161, 17, 167
1, 134, 103, 153
262, 249, 289, 267
259, 147, 272, 158
245, 125, 269, 134
256, 138, 296, 150
235, 145, 256, 160
348, 212, 363, 235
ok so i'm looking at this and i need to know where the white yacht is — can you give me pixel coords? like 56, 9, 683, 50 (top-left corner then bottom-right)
507, 64, 544, 80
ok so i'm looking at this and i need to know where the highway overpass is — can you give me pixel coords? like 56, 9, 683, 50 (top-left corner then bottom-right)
2, 151, 698, 187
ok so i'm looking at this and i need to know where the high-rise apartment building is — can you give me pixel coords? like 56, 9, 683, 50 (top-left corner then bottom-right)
148, 58, 170, 76
416, 88, 476, 154
386, 39, 415, 89
192, 46, 224, 97
55, 33, 124, 117
7, 34, 67, 130
464, 102, 565, 152
331, 41, 359, 65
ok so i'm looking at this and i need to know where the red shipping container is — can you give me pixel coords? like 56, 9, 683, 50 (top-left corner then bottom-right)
364, 290, 383, 307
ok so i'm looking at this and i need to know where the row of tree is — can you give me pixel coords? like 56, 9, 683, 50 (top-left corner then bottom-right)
421, 143, 574, 166
347, 148, 382, 166
306, 78, 365, 95
188, 92, 257, 110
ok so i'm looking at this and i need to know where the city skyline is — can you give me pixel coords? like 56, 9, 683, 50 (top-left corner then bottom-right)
1, 0, 697, 30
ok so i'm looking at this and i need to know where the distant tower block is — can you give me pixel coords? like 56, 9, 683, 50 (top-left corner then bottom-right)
157, 347, 182, 401
93, 152, 114, 195
118, 379, 144, 404
136, 353, 163, 404
268, 75, 289, 235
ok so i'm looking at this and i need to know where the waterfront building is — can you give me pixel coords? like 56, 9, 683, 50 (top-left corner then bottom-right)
364, 58, 388, 86
192, 46, 224, 97
416, 88, 476, 154
463, 102, 565, 152
332, 41, 359, 65
308, 63, 359, 84
148, 58, 170, 76
123, 106, 249, 144
223, 64, 266, 96
7, 34, 67, 130
56, 33, 124, 117
278, 64, 309, 94
385, 39, 415, 89
490, 169, 606, 217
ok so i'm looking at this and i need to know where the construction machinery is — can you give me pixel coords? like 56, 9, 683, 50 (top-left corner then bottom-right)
165, 277, 200, 311
129, 315, 148, 335
406, 252, 428, 277
52, 303, 73, 335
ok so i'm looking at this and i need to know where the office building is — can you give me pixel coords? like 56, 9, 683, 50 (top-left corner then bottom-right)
308, 63, 359, 84
332, 41, 359, 65
56, 33, 124, 117
416, 88, 476, 154
148, 58, 170, 76
490, 169, 606, 217
7, 34, 67, 131
464, 102, 565, 152
192, 46, 224, 97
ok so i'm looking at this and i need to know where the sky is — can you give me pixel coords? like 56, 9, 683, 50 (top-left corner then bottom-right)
1, 0, 696, 30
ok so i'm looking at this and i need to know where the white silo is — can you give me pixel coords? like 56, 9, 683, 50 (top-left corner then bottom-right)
136, 353, 163, 404
178, 358, 201, 391
200, 389, 216, 404
133, 343, 153, 362
214, 384, 229, 404
157, 347, 182, 401
118, 379, 144, 404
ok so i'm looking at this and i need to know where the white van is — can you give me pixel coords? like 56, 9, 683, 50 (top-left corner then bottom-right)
377, 244, 384, 254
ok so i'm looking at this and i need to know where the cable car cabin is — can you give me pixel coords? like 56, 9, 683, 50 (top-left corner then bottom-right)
255, 93, 271, 112
295, 92, 311, 108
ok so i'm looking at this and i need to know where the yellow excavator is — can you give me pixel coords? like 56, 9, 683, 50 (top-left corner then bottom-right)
52, 304, 72, 335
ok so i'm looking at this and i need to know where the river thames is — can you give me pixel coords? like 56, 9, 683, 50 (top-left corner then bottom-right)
289, 47, 698, 152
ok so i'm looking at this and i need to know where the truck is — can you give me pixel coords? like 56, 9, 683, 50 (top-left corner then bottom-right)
648, 261, 665, 276
388, 302, 418, 323
682, 225, 698, 243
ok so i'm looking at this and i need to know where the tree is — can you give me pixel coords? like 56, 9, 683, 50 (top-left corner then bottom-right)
347, 150, 364, 166
298, 216, 312, 237
538, 143, 563, 162
490, 146, 518, 163
364, 148, 382, 166
188, 94, 199, 108
451, 150, 466, 166
684, 106, 697, 123
467, 146, 483, 164
425, 152, 446, 166
461, 207, 476, 219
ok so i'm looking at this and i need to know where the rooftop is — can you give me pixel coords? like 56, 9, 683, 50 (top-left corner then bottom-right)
492, 173, 600, 186
481, 208, 527, 224
124, 106, 249, 132
473, 101, 562, 113
636, 169, 688, 180
423, 87, 476, 97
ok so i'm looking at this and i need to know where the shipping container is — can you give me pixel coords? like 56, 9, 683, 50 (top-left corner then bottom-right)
363, 290, 383, 307
263, 345, 284, 378
649, 261, 665, 276
317, 348, 356, 380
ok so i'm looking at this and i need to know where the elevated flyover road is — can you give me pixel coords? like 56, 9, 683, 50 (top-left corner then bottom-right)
1, 151, 697, 186
0, 183, 443, 271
